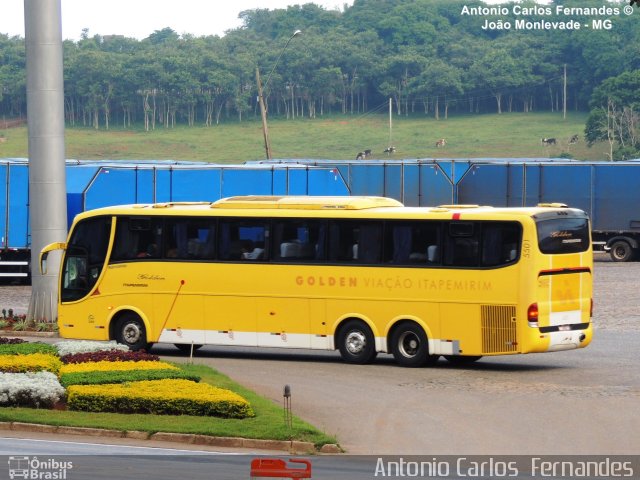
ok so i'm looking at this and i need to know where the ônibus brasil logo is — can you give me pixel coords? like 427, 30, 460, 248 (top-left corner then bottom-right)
8, 456, 73, 479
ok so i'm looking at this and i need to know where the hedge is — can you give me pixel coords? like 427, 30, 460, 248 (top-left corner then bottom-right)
67, 379, 254, 418
0, 343, 58, 356
0, 353, 62, 374
60, 368, 201, 387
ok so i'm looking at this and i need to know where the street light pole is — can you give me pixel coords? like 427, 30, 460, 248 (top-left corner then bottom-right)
257, 30, 301, 160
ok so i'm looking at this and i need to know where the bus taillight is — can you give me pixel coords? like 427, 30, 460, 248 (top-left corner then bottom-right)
527, 303, 539, 327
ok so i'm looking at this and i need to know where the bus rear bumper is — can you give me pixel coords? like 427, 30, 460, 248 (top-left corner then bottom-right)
545, 325, 592, 351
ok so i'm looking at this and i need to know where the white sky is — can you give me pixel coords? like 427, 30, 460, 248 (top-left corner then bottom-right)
0, 0, 355, 40
0, 0, 522, 41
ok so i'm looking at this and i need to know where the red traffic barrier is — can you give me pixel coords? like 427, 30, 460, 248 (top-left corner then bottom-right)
250, 458, 312, 479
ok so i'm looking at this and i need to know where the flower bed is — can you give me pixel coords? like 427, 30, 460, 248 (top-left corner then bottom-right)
0, 339, 255, 420
0, 353, 62, 374
0, 371, 65, 408
59, 368, 201, 387
59, 360, 178, 375
67, 379, 255, 418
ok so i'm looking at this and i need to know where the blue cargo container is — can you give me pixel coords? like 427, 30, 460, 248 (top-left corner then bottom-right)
2, 157, 640, 280
0, 159, 351, 278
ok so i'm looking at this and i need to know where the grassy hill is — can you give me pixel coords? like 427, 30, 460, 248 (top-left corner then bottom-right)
0, 112, 609, 163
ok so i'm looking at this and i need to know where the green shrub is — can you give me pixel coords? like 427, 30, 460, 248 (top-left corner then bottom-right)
0, 343, 57, 356
67, 379, 254, 418
60, 369, 201, 387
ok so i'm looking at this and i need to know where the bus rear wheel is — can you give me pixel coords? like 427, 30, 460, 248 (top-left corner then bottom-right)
115, 313, 149, 351
390, 322, 437, 367
337, 320, 377, 364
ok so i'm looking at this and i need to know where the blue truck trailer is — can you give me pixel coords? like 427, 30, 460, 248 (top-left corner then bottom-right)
0, 159, 348, 280
1, 157, 639, 280
254, 158, 640, 261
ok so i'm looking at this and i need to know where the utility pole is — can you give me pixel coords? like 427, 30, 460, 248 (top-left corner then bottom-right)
256, 68, 272, 160
24, 0, 68, 322
255, 30, 301, 160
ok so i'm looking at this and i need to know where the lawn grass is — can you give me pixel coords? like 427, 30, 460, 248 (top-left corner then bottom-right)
0, 111, 608, 162
0, 363, 336, 448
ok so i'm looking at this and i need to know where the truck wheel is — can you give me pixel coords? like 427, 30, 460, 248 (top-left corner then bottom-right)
610, 241, 635, 262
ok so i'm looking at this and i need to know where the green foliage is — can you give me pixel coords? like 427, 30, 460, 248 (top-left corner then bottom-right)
0, 343, 57, 356
1, 0, 638, 128
59, 368, 201, 388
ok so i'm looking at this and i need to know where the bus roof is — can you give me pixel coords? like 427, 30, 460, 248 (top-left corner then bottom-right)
74, 196, 587, 221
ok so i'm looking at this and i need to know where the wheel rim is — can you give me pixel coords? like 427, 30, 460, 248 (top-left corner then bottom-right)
123, 323, 141, 344
345, 331, 366, 355
397, 331, 420, 358
614, 246, 626, 259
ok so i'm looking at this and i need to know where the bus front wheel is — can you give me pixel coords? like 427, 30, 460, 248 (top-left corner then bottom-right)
390, 322, 437, 367
115, 313, 149, 351
337, 320, 377, 364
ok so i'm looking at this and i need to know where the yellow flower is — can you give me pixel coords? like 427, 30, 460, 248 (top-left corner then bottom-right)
67, 379, 254, 418
59, 360, 178, 375
0, 353, 62, 374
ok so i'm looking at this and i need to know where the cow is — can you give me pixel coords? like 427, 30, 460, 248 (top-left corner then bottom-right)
356, 149, 372, 160
383, 146, 396, 155
541, 137, 557, 146
435, 138, 446, 148
569, 134, 579, 144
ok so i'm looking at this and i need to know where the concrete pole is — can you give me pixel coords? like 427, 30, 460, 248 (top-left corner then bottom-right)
24, 0, 68, 323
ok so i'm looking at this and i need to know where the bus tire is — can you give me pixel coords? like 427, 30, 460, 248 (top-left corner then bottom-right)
610, 241, 635, 262
337, 320, 377, 364
444, 355, 482, 366
390, 322, 437, 367
115, 313, 148, 351
174, 343, 203, 354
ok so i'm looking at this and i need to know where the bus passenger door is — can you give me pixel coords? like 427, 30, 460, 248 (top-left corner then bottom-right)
256, 298, 311, 349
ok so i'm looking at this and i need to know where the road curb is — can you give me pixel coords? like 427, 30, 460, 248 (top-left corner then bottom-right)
4, 421, 325, 453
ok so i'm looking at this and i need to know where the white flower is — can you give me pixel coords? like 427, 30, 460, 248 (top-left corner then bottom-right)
55, 340, 129, 357
0, 371, 65, 407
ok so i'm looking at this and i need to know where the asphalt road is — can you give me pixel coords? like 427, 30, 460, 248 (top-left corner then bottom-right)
153, 328, 640, 455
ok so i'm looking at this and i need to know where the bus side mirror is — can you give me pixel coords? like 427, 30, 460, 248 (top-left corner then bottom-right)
39, 242, 66, 275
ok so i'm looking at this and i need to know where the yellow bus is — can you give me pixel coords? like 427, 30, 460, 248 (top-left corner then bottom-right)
41, 196, 593, 367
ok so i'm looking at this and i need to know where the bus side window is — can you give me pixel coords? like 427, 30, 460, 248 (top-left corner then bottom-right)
111, 217, 162, 262
444, 222, 479, 267
481, 222, 521, 267
329, 221, 381, 264
387, 221, 441, 266
219, 221, 269, 261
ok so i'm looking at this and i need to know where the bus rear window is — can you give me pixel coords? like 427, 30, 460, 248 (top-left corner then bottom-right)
536, 217, 589, 254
